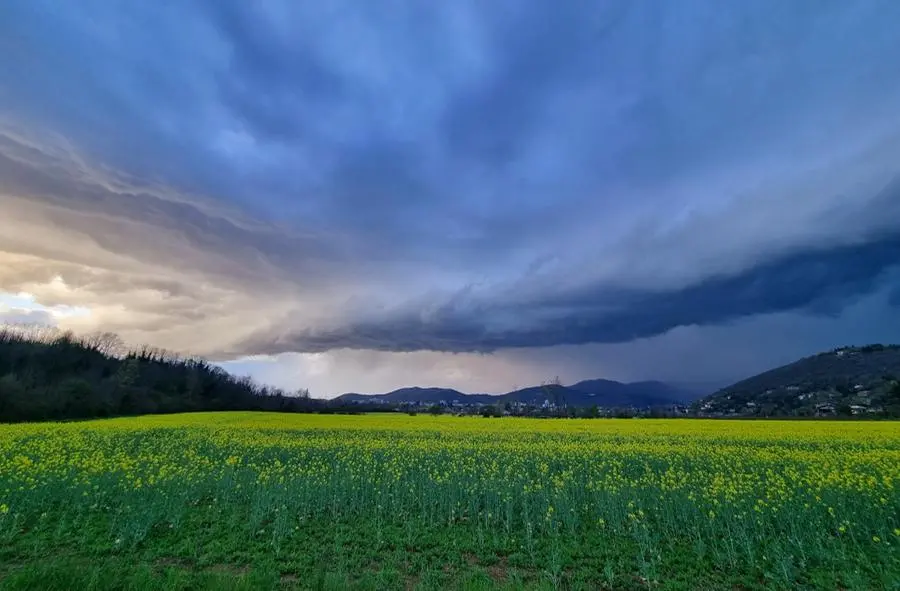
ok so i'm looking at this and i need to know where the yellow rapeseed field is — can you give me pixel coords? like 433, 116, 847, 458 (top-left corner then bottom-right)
1, 413, 898, 589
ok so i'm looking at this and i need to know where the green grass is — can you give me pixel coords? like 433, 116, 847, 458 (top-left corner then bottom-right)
7, 511, 867, 590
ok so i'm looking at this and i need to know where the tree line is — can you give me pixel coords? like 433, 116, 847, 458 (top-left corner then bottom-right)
0, 325, 321, 423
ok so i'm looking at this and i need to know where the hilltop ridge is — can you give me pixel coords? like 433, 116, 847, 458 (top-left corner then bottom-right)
0, 326, 321, 422
334, 379, 700, 412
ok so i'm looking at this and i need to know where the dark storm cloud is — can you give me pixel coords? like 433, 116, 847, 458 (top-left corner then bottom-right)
438, 1, 629, 167
246, 232, 900, 354
1, 0, 900, 369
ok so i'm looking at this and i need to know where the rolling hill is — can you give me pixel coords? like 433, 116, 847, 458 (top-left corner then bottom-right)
334, 379, 701, 409
335, 387, 494, 405
0, 326, 322, 423
696, 344, 900, 417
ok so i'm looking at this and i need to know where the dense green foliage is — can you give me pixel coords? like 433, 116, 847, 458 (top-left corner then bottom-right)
0, 326, 319, 422
697, 345, 900, 418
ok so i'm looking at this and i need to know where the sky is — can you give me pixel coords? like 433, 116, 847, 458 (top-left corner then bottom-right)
2, 1, 900, 398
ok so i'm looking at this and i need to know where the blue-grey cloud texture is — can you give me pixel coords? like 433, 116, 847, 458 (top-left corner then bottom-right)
2, 1, 900, 394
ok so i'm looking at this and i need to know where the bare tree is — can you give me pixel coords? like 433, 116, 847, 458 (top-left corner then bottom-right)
80, 331, 125, 358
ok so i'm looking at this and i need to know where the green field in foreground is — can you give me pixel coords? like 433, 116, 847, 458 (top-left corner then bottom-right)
1, 413, 898, 590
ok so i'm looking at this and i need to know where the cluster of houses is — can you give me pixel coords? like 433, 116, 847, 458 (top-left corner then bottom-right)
698, 383, 887, 418
339, 396, 693, 418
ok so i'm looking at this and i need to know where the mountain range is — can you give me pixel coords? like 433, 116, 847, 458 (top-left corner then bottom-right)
334, 379, 702, 409
334, 344, 900, 418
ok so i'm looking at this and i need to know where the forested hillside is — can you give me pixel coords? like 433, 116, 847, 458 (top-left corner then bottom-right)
0, 326, 319, 422
696, 345, 900, 417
